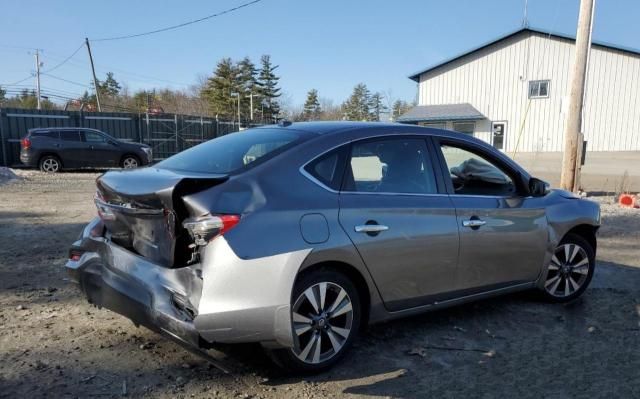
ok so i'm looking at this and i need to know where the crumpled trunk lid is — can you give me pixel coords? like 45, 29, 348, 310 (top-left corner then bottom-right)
95, 167, 227, 267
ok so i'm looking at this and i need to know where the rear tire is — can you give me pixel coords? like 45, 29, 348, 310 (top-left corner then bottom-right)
39, 155, 61, 173
121, 155, 140, 169
268, 269, 361, 374
538, 233, 595, 303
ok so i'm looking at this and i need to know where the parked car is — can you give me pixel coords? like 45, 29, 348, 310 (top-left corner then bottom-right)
20, 127, 152, 172
66, 122, 600, 373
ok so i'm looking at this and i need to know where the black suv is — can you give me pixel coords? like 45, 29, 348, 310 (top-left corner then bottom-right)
20, 128, 153, 173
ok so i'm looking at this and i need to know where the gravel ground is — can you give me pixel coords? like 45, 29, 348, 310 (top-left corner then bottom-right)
1, 170, 639, 398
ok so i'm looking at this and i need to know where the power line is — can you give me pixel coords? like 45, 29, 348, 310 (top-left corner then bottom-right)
41, 73, 92, 88
91, 0, 264, 42
1, 75, 34, 86
42, 42, 85, 74
42, 50, 192, 87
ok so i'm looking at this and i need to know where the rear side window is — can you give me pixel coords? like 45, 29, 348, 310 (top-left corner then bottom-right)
60, 131, 81, 142
156, 128, 308, 174
304, 147, 348, 191
345, 138, 437, 194
34, 131, 60, 139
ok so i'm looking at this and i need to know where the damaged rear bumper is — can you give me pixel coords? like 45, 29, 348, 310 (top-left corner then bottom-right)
66, 218, 309, 350
66, 219, 204, 348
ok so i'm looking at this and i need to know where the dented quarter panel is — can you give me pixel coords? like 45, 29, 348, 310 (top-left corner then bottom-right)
534, 190, 601, 289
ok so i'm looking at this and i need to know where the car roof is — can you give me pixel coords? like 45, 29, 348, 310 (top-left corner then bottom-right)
257, 121, 485, 142
30, 127, 101, 131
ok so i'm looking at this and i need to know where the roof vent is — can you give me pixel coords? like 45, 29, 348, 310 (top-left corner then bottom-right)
278, 120, 292, 127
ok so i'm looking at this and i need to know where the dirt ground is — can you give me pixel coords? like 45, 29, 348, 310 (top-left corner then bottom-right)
1, 170, 639, 399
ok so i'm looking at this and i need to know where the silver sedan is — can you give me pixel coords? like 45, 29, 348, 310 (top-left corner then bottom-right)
66, 122, 600, 373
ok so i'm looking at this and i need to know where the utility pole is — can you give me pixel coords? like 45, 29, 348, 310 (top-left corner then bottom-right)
85, 38, 102, 112
34, 50, 41, 110
560, 0, 595, 192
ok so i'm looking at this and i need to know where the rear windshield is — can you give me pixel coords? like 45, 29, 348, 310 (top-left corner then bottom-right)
156, 128, 307, 174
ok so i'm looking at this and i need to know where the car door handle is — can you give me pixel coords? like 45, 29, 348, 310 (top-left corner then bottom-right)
354, 224, 389, 233
462, 219, 486, 228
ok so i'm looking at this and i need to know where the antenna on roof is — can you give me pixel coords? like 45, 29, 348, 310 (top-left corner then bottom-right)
522, 0, 530, 28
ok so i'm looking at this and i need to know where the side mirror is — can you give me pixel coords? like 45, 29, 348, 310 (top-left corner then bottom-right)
529, 177, 550, 197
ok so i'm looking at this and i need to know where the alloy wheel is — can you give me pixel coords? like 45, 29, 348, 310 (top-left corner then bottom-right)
42, 158, 60, 173
544, 243, 590, 298
123, 157, 138, 169
291, 282, 354, 364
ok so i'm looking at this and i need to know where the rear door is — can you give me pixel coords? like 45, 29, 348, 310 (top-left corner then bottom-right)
434, 138, 548, 292
81, 130, 120, 167
58, 130, 87, 168
338, 136, 460, 311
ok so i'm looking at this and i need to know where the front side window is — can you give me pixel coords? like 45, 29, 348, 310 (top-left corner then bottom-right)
529, 80, 550, 98
156, 128, 306, 174
440, 144, 516, 197
84, 131, 106, 143
345, 138, 437, 194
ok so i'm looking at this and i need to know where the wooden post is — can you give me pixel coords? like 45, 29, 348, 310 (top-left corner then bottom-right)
560, 0, 595, 192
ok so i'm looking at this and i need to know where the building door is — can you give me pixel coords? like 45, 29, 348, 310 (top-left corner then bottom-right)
492, 122, 506, 150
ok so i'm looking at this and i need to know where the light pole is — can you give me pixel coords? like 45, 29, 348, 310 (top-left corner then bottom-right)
230, 92, 241, 128
247, 92, 261, 122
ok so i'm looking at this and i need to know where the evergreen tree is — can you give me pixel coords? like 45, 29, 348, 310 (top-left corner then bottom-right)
0, 86, 5, 103
237, 57, 259, 119
368, 92, 387, 121
97, 72, 122, 97
342, 83, 371, 121
302, 89, 321, 120
391, 99, 413, 120
257, 55, 281, 120
202, 58, 241, 119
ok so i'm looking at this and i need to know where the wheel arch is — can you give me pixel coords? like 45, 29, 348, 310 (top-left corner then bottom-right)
296, 260, 371, 329
563, 223, 598, 255
120, 153, 141, 166
38, 152, 63, 168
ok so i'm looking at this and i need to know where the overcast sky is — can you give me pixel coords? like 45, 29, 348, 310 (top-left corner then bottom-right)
1, 0, 638, 106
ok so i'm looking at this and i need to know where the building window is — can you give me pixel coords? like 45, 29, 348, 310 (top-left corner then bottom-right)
528, 80, 550, 98
419, 122, 446, 129
452, 122, 475, 136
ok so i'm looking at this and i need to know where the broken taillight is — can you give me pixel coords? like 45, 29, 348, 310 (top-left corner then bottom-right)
182, 214, 240, 246
69, 249, 84, 261
94, 191, 116, 221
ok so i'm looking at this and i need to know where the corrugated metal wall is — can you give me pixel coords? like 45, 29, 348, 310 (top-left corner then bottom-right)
0, 108, 240, 166
418, 31, 640, 152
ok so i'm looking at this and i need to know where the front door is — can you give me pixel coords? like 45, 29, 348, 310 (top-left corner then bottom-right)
338, 136, 460, 311
81, 130, 120, 167
436, 141, 548, 292
492, 122, 506, 150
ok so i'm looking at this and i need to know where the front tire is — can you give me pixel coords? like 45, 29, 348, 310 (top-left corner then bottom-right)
539, 233, 595, 302
39, 155, 61, 173
121, 155, 140, 169
269, 269, 361, 374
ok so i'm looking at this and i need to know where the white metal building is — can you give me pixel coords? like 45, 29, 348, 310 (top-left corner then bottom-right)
398, 27, 640, 153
